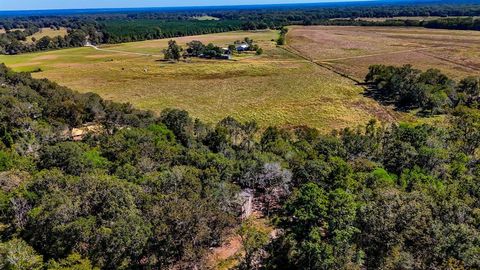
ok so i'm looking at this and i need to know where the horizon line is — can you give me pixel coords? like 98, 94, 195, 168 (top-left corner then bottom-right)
4, 0, 417, 13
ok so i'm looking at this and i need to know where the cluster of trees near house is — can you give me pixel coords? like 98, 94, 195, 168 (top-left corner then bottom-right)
366, 64, 480, 114
163, 37, 262, 61
1, 1, 480, 54
0, 61, 480, 269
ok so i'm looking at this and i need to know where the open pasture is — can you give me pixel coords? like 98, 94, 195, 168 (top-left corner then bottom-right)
192, 15, 220, 20
0, 30, 397, 131
287, 26, 480, 80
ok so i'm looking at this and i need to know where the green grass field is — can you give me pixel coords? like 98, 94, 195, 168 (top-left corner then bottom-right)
0, 29, 397, 131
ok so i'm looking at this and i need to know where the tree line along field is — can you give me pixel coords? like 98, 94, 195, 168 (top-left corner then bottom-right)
0, 27, 68, 41
286, 26, 480, 81
26, 27, 69, 43
0, 29, 398, 132
101, 19, 243, 43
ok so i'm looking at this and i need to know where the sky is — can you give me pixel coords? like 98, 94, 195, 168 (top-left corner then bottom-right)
0, 0, 372, 11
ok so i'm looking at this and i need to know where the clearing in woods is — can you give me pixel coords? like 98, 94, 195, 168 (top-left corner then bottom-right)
27, 27, 69, 43
0, 27, 68, 42
0, 29, 398, 131
286, 26, 480, 81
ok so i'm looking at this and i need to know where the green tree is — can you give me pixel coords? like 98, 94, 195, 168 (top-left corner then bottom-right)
284, 183, 328, 239
47, 253, 98, 270
0, 238, 44, 270
239, 218, 269, 269
186, 40, 205, 57
163, 40, 183, 61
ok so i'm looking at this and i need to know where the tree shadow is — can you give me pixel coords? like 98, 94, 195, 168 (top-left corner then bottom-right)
361, 83, 419, 113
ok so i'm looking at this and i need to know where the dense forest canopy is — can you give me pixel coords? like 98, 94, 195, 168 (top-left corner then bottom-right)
0, 60, 479, 269
1, 1, 480, 54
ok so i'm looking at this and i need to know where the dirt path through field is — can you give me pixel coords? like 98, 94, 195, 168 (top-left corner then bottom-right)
86, 44, 163, 57
280, 44, 365, 84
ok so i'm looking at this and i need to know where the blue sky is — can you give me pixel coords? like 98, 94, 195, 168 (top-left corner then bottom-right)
0, 0, 371, 11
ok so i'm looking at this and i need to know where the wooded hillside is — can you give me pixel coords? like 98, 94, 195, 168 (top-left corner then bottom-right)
0, 64, 479, 269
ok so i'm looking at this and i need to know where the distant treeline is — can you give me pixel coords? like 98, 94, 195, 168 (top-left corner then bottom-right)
424, 16, 480, 30
101, 19, 244, 43
324, 17, 480, 31
1, 2, 480, 54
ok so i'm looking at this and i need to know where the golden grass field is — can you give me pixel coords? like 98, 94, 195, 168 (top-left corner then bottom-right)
286, 26, 480, 81
0, 29, 400, 131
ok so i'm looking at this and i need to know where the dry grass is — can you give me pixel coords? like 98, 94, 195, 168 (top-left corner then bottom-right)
0, 28, 26, 34
26, 27, 68, 43
287, 26, 480, 80
0, 29, 399, 131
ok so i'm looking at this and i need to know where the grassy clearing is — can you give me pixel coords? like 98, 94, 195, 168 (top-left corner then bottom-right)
103, 30, 277, 55
0, 28, 24, 34
287, 26, 480, 80
192, 15, 220, 21
27, 27, 68, 43
0, 29, 398, 131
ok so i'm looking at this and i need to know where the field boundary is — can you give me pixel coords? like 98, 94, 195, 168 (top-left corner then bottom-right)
86, 44, 162, 57
279, 44, 364, 84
